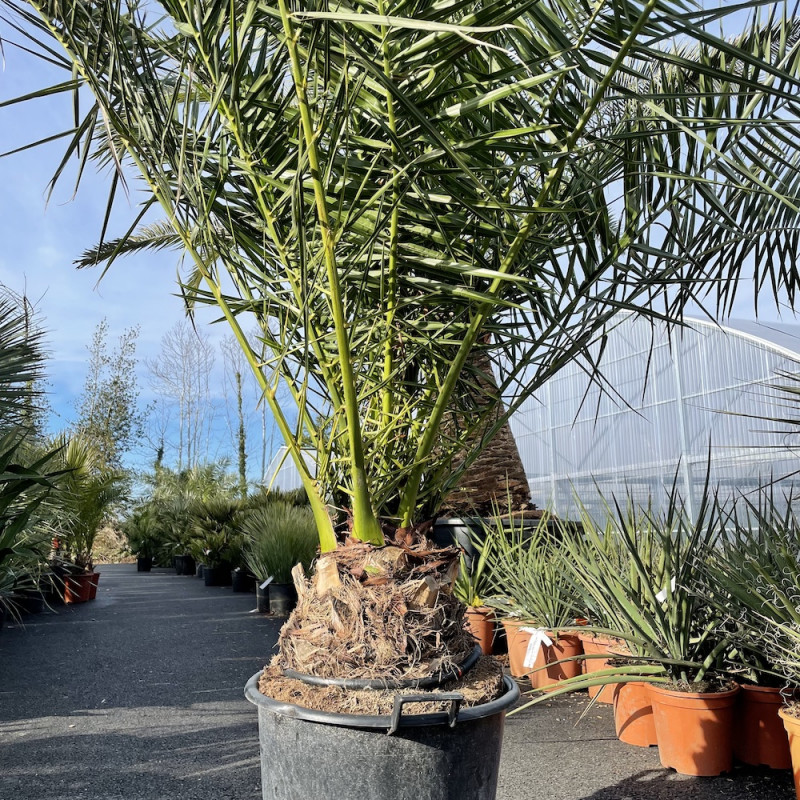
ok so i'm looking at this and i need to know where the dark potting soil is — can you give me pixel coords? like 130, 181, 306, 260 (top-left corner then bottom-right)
257, 654, 505, 715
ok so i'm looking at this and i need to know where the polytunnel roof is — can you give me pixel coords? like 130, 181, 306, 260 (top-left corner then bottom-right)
713, 317, 800, 361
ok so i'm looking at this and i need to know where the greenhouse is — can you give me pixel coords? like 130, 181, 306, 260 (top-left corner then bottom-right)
513, 313, 800, 518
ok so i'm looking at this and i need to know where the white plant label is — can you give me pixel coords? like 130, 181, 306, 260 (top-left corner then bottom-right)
521, 627, 553, 668
260, 576, 274, 590
655, 576, 677, 603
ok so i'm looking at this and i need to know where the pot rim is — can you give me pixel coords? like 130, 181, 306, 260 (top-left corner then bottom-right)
245, 672, 519, 730
649, 682, 740, 703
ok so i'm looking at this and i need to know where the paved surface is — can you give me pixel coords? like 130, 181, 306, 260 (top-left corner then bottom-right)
0, 564, 794, 800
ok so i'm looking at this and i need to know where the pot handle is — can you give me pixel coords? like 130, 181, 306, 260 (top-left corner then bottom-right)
388, 692, 464, 735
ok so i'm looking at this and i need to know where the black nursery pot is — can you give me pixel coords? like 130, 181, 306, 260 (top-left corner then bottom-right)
268, 583, 297, 616
204, 565, 233, 587
245, 673, 519, 800
137, 556, 153, 573
231, 569, 255, 593
174, 554, 193, 575
256, 584, 270, 613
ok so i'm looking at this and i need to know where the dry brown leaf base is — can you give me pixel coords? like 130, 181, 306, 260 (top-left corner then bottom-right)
259, 538, 505, 715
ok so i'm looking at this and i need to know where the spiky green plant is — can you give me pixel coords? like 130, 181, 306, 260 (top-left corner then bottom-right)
242, 500, 318, 584
46, 434, 125, 572
5, 2, 800, 550
483, 511, 582, 629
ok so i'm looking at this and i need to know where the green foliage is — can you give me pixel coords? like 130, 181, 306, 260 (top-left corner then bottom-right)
452, 530, 495, 608
483, 512, 582, 630
45, 433, 125, 572
701, 492, 800, 686
187, 496, 243, 568
242, 501, 319, 584
122, 506, 160, 560
75, 319, 146, 472
556, 483, 728, 686
0, 432, 61, 612
8, 0, 800, 550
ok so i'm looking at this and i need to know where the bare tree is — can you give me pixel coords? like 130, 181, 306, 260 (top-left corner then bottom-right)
147, 321, 215, 470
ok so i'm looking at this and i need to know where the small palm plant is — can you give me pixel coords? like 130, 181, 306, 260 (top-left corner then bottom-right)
47, 434, 124, 572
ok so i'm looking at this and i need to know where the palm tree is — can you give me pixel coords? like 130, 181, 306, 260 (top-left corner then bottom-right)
3, 0, 800, 553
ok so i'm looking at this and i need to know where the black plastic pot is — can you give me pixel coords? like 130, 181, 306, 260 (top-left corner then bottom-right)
256, 584, 270, 613
245, 673, 519, 799
175, 555, 195, 576
204, 564, 233, 587
268, 583, 297, 616
231, 569, 255, 593
137, 556, 153, 573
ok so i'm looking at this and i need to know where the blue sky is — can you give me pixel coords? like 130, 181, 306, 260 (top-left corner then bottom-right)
0, 2, 795, 478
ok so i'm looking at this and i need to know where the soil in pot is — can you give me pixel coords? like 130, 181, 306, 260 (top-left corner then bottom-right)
464, 606, 494, 655
248, 658, 516, 800
735, 684, 793, 769
613, 681, 657, 747
649, 682, 739, 776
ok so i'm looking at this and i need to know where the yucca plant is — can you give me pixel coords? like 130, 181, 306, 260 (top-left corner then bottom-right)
5, 1, 800, 557
483, 510, 582, 629
701, 491, 800, 689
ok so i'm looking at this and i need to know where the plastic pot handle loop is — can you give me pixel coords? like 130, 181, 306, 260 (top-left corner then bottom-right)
388, 692, 464, 735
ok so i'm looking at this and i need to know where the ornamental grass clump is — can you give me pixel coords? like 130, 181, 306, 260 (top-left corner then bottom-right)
242, 501, 319, 585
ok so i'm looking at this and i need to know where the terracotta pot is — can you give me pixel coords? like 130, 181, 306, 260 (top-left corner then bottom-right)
779, 707, 800, 799
501, 621, 583, 688
501, 620, 531, 679
64, 572, 94, 604
735, 685, 792, 769
649, 683, 739, 776
580, 634, 627, 704
528, 632, 583, 690
465, 607, 495, 655
613, 681, 657, 747
88, 572, 100, 600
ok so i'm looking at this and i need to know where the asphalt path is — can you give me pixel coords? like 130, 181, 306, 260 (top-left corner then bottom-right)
0, 564, 794, 799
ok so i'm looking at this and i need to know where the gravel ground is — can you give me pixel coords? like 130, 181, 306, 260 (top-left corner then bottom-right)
0, 564, 794, 799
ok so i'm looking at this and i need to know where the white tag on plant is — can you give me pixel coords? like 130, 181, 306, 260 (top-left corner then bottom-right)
655, 576, 677, 603
260, 576, 274, 590
521, 627, 553, 668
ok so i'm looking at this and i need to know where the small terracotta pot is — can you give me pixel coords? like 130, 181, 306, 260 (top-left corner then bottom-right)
779, 707, 800, 799
613, 681, 657, 747
64, 572, 94, 604
500, 621, 584, 687
579, 634, 628, 704
735, 685, 792, 769
528, 632, 584, 690
501, 619, 531, 678
649, 683, 739, 776
464, 606, 494, 655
